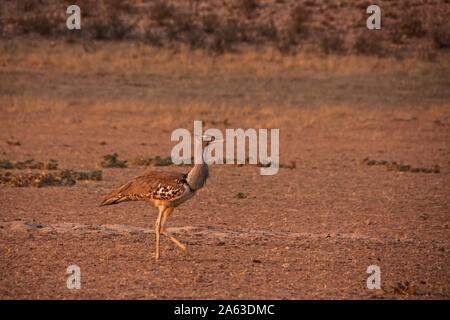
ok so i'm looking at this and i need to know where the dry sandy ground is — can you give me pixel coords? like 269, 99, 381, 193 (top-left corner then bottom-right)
0, 40, 449, 299
1, 109, 448, 299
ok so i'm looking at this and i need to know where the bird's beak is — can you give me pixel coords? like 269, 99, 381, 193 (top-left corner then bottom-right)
211, 138, 224, 143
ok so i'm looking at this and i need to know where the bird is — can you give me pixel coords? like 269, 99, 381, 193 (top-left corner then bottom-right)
100, 135, 220, 260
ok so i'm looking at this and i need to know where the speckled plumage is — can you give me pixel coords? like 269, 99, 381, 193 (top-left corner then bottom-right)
100, 171, 191, 206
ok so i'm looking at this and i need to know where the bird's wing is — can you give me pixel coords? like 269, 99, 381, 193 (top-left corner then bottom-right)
100, 171, 189, 206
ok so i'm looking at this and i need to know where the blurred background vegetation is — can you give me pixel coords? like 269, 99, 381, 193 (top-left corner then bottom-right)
1, 0, 449, 56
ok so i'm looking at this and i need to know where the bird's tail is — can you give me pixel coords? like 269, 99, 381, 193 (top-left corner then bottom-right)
100, 182, 132, 206
100, 194, 129, 206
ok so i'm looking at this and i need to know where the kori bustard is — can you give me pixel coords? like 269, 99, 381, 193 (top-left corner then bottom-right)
100, 135, 220, 260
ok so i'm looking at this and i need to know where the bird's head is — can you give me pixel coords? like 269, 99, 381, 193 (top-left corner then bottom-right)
201, 134, 223, 148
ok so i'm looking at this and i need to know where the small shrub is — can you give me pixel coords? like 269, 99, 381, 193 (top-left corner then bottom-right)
90, 20, 110, 40
26, 15, 53, 36
106, 0, 133, 13
65, 30, 83, 44
287, 5, 309, 36
258, 18, 278, 41
320, 33, 345, 54
90, 6, 135, 41
186, 29, 206, 50
171, 11, 194, 33
150, 0, 174, 26
0, 160, 14, 169
88, 170, 103, 181
354, 32, 383, 56
221, 18, 241, 43
276, 31, 296, 55
18, 0, 36, 12
236, 192, 247, 199
431, 23, 450, 49
100, 153, 127, 168
399, 12, 425, 38
389, 28, 403, 44
110, 19, 134, 40
6, 140, 21, 146
145, 29, 164, 47
208, 35, 227, 55
133, 156, 173, 167
208, 18, 241, 54
202, 13, 219, 34
236, 0, 259, 19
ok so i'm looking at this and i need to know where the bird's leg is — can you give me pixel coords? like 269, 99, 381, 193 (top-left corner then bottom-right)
154, 206, 165, 260
160, 207, 186, 252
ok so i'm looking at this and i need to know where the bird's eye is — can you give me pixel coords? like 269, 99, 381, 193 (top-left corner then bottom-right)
202, 134, 213, 142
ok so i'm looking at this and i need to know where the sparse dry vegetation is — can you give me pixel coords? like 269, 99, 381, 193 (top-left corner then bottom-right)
431, 19, 450, 49
133, 156, 174, 167
399, 10, 425, 38
0, 159, 58, 170
236, 0, 260, 18
0, 170, 102, 187
287, 4, 310, 39
361, 158, 440, 174
149, 0, 175, 26
1, 0, 449, 55
320, 33, 345, 55
353, 32, 384, 56
100, 153, 128, 168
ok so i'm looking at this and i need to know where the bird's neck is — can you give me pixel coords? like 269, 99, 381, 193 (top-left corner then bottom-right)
186, 163, 209, 191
